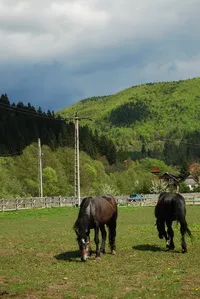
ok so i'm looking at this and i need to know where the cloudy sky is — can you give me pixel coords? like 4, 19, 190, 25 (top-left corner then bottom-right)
0, 0, 200, 111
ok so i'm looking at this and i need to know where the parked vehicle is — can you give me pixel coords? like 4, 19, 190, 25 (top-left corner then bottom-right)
127, 194, 146, 202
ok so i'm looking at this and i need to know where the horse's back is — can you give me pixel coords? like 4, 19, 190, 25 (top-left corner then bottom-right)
157, 192, 185, 206
92, 194, 117, 208
155, 192, 186, 221
101, 194, 117, 209
91, 194, 118, 224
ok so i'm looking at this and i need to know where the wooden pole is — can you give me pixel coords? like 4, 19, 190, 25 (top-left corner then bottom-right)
74, 113, 81, 207
38, 138, 43, 198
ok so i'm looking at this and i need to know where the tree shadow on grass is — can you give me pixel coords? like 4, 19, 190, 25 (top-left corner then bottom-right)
132, 244, 180, 253
55, 251, 81, 262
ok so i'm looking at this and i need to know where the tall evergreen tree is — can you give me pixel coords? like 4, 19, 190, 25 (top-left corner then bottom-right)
179, 160, 190, 181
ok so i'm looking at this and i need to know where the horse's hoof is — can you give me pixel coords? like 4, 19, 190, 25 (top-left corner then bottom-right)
182, 248, 187, 253
111, 250, 116, 255
166, 244, 175, 250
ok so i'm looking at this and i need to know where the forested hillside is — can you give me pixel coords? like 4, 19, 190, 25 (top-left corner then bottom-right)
1, 78, 200, 198
58, 77, 200, 166
0, 94, 116, 164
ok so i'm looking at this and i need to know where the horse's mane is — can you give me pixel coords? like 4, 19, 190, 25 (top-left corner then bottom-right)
73, 197, 91, 235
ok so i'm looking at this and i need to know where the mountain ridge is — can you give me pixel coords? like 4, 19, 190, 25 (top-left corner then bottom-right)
57, 77, 200, 164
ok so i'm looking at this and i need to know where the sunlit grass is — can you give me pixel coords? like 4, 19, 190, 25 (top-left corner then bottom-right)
0, 206, 200, 298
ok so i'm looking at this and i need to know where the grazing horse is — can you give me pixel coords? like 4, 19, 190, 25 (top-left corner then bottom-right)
74, 194, 118, 262
155, 192, 192, 253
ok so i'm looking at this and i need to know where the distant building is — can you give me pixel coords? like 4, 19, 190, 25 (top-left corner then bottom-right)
159, 172, 180, 192
151, 165, 160, 175
184, 175, 198, 191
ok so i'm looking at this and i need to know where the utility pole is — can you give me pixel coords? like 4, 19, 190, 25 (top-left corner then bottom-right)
38, 138, 43, 198
74, 113, 80, 206
74, 112, 93, 207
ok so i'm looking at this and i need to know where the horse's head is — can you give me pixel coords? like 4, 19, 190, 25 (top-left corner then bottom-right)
75, 229, 90, 262
156, 219, 165, 239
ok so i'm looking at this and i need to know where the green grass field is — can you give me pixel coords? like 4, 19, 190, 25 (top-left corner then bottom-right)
0, 206, 200, 299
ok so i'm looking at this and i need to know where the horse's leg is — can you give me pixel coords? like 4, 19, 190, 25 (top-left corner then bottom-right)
166, 221, 175, 250
180, 219, 189, 253
88, 234, 92, 256
100, 224, 107, 254
157, 219, 168, 241
94, 226, 101, 258
108, 218, 117, 255
162, 227, 168, 243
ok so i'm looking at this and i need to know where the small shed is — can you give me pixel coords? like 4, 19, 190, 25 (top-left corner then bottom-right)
184, 175, 198, 191
159, 172, 180, 192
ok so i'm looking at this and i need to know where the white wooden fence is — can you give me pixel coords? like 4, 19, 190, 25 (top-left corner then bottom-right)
0, 196, 76, 212
1, 193, 200, 212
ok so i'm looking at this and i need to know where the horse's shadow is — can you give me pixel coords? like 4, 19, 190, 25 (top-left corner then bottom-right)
132, 244, 180, 253
55, 251, 81, 262
55, 250, 111, 262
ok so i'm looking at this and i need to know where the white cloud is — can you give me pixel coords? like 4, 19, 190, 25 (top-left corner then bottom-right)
175, 56, 200, 77
0, 0, 200, 63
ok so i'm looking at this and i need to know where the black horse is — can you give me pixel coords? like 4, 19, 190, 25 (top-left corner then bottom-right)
155, 192, 192, 253
74, 194, 118, 262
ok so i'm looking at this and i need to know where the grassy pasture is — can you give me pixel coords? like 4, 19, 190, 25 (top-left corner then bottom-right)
0, 206, 200, 299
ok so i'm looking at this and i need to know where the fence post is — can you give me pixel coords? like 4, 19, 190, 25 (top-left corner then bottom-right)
193, 197, 195, 206
45, 197, 47, 208
58, 196, 61, 207
2, 199, 5, 212
15, 198, 19, 210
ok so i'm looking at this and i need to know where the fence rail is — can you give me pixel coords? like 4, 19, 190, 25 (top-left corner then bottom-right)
1, 193, 200, 212
0, 196, 77, 212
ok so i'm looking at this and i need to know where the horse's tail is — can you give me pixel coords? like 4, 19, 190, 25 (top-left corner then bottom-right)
186, 226, 193, 240
175, 194, 192, 240
184, 224, 193, 242
179, 216, 193, 240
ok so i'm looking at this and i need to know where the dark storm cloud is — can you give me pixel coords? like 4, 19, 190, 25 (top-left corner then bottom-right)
0, 0, 200, 110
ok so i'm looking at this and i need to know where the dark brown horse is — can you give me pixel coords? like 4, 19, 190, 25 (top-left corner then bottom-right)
74, 194, 118, 261
155, 192, 192, 253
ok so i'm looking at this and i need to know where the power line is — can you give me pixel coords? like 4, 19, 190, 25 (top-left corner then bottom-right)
0, 102, 72, 122
157, 138, 200, 149
0, 151, 22, 157
1, 102, 200, 150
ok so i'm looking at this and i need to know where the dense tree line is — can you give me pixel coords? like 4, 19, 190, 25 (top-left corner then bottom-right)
0, 141, 199, 199
109, 99, 150, 126
0, 94, 116, 164
0, 144, 177, 198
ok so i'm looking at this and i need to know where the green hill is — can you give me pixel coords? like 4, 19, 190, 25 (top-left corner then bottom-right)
58, 77, 200, 165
